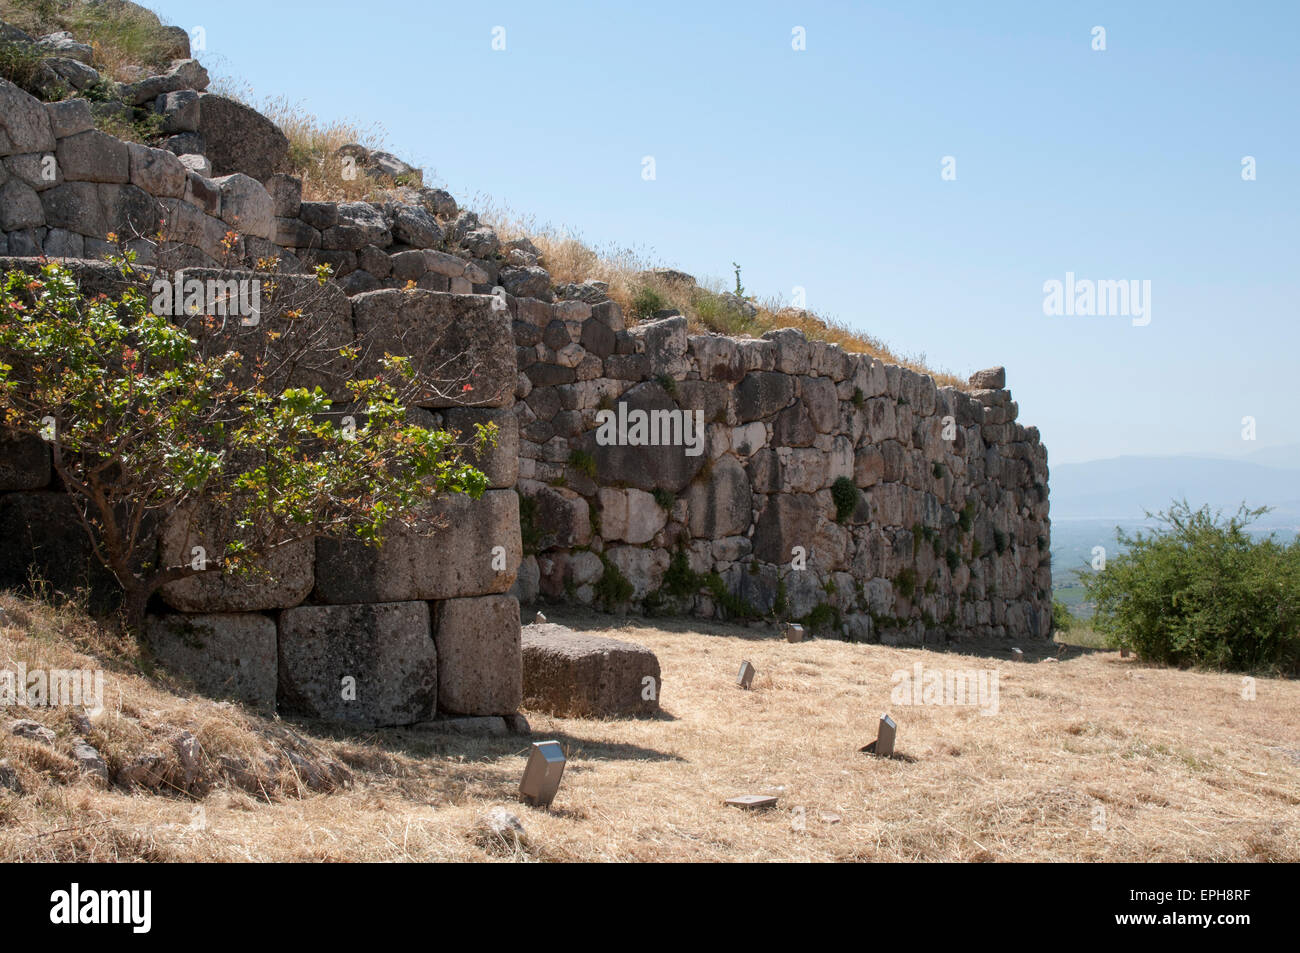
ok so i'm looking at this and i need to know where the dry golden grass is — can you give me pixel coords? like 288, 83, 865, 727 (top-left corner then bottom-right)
477, 200, 965, 388
0, 0, 179, 82
2, 593, 1296, 862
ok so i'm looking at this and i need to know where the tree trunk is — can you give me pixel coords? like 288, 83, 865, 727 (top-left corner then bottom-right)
122, 584, 153, 635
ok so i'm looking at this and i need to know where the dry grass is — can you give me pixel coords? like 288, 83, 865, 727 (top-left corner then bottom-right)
1, 593, 1295, 862
477, 200, 965, 388
0, 0, 180, 82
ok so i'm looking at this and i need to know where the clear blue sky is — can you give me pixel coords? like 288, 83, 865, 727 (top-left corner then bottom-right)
147, 0, 1299, 464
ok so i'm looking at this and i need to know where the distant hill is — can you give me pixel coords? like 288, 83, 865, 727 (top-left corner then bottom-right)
1048, 446, 1300, 614
1050, 447, 1300, 527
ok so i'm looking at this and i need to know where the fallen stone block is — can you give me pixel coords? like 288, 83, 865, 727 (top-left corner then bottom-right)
521, 622, 661, 717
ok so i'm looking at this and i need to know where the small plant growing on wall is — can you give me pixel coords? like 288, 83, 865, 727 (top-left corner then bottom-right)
831, 476, 860, 523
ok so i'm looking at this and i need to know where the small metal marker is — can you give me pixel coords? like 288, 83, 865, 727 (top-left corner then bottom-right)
861, 713, 897, 758
737, 660, 756, 689
518, 740, 566, 808
725, 794, 778, 810
1011, 647, 1024, 660
784, 622, 804, 643
1120, 647, 1130, 658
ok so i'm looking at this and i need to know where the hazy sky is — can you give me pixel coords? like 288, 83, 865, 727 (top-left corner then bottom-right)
147, 0, 1299, 464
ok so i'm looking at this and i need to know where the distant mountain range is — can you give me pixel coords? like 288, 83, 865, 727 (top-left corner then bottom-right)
1049, 444, 1300, 528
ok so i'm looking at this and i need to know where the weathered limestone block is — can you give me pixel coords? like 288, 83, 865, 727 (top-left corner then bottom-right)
605, 545, 669, 600
144, 612, 277, 710
159, 503, 314, 612
127, 142, 186, 198
968, 366, 1006, 390
121, 59, 209, 105
278, 601, 436, 727
521, 622, 661, 717
690, 334, 743, 381
629, 315, 688, 377
170, 268, 354, 398
440, 406, 519, 488
434, 594, 522, 716
517, 480, 590, 550
753, 493, 819, 565
213, 173, 273, 239
676, 379, 730, 425
800, 376, 839, 433
313, 489, 521, 603
598, 487, 667, 544
762, 328, 810, 374
44, 98, 93, 139
574, 381, 705, 493
0, 179, 44, 230
55, 129, 128, 182
685, 455, 751, 538
735, 371, 795, 422
351, 289, 515, 407
0, 79, 56, 156
779, 446, 827, 493
196, 93, 287, 182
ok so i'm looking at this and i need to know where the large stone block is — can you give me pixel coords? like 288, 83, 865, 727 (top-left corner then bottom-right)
158, 502, 314, 612
279, 601, 437, 728
597, 487, 666, 544
54, 129, 128, 183
351, 289, 515, 407
144, 612, 277, 710
169, 267, 355, 399
685, 454, 752, 538
521, 622, 661, 717
313, 489, 521, 603
440, 406, 519, 488
197, 93, 288, 182
516, 481, 589, 551
434, 594, 522, 716
735, 371, 795, 422
753, 493, 820, 565
0, 79, 56, 156
574, 380, 706, 493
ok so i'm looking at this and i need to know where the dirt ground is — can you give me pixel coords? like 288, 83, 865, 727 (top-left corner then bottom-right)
2, 600, 1296, 862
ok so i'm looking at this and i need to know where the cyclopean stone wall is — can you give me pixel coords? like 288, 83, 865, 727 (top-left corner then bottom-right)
509, 307, 1052, 644
0, 256, 524, 728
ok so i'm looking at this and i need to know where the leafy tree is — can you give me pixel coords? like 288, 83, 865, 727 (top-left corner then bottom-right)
1082, 500, 1300, 673
0, 257, 495, 630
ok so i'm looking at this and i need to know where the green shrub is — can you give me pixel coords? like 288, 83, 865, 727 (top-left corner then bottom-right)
896, 568, 917, 599
594, 555, 634, 607
1083, 501, 1300, 673
1052, 598, 1074, 633
958, 501, 976, 533
630, 286, 666, 320
652, 488, 675, 510
993, 529, 1008, 555
831, 476, 859, 523
945, 548, 960, 572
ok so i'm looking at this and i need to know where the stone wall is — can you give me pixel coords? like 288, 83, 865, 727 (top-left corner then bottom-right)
1, 41, 536, 727
509, 308, 1052, 644
0, 255, 524, 727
